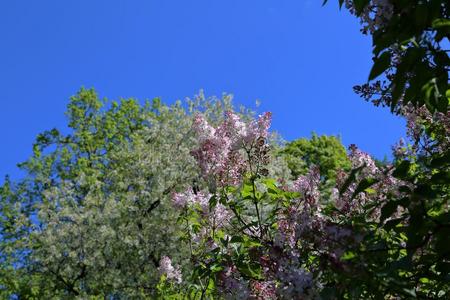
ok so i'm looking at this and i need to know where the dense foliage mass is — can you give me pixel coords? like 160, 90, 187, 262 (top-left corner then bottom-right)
331, 0, 449, 114
277, 134, 351, 199
157, 106, 448, 298
0, 0, 449, 299
0, 90, 291, 298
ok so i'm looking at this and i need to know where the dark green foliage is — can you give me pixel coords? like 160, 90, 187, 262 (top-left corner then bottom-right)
344, 0, 449, 113
321, 1, 450, 297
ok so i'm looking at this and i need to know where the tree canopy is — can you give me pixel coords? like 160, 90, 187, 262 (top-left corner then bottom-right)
1, 1, 449, 299
278, 133, 350, 180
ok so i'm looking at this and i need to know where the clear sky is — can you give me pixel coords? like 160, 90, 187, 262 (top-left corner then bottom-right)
0, 0, 405, 181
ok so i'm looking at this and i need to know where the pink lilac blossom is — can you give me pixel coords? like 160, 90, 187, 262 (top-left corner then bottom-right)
192, 114, 216, 142
435, 111, 450, 139
332, 142, 409, 221
171, 188, 210, 210
219, 151, 247, 186
404, 107, 423, 142
333, 182, 366, 215
192, 227, 208, 245
274, 218, 297, 249
332, 146, 382, 215
213, 203, 232, 227
276, 265, 314, 299
181, 107, 433, 297
218, 266, 250, 300
406, 107, 450, 159
292, 166, 321, 203
158, 256, 182, 284
186, 206, 232, 246
330, 187, 342, 208
324, 225, 353, 245
250, 280, 277, 300
191, 138, 232, 184
261, 148, 405, 296
275, 193, 327, 259
295, 211, 326, 245
243, 225, 262, 238
402, 105, 450, 152
243, 112, 272, 145
219, 111, 247, 149
191, 111, 272, 186
348, 144, 378, 176
257, 112, 272, 137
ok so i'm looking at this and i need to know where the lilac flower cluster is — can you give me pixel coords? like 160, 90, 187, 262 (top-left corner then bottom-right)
158, 256, 182, 284
249, 280, 276, 299
218, 266, 251, 300
168, 109, 418, 298
402, 105, 450, 155
345, 0, 394, 34
292, 166, 321, 203
332, 145, 380, 214
276, 265, 314, 299
213, 203, 233, 227
171, 188, 232, 240
348, 144, 378, 176
191, 111, 272, 186
171, 188, 210, 210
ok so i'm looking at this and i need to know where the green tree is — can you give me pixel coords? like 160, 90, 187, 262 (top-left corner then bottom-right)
278, 133, 351, 180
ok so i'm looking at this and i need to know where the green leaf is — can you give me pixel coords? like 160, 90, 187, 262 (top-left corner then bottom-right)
209, 264, 224, 273
391, 73, 407, 110
243, 239, 262, 248
236, 261, 262, 279
352, 177, 378, 199
229, 236, 244, 243
393, 160, 411, 179
415, 5, 428, 28
381, 200, 399, 223
435, 228, 450, 256
209, 195, 218, 211
430, 170, 450, 184
384, 218, 403, 231
432, 19, 450, 29
341, 251, 357, 260
434, 51, 450, 67
339, 165, 364, 196
430, 150, 450, 168
369, 52, 391, 80
353, 0, 370, 15
241, 183, 254, 200
402, 288, 416, 297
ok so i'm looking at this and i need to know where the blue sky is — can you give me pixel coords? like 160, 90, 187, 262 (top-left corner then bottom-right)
0, 0, 405, 181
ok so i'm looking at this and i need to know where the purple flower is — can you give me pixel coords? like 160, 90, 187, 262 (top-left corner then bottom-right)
191, 111, 272, 187
171, 188, 210, 210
